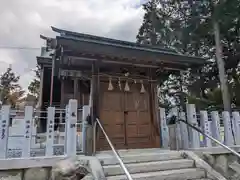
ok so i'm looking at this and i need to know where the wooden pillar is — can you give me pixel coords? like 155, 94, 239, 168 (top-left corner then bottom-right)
73, 78, 78, 100
60, 79, 65, 108
87, 63, 99, 155
36, 67, 44, 109
91, 63, 99, 123
50, 56, 55, 106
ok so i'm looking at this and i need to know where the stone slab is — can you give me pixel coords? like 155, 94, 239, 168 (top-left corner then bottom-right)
106, 168, 205, 180
188, 145, 240, 155
0, 170, 22, 180
24, 167, 49, 180
183, 151, 227, 180
103, 159, 194, 176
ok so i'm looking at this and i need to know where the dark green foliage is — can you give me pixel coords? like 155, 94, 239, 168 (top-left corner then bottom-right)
137, 0, 240, 109
0, 67, 24, 107
28, 65, 40, 98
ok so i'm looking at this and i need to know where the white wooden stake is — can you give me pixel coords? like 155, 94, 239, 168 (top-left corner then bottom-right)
222, 111, 234, 146
82, 105, 90, 153
210, 111, 221, 145
179, 111, 189, 149
66, 99, 77, 156
186, 104, 200, 148
200, 111, 212, 147
232, 111, 240, 145
46, 107, 55, 156
159, 108, 169, 149
22, 106, 33, 158
0, 105, 10, 159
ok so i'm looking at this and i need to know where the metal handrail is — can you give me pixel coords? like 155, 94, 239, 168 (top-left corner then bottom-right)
95, 118, 133, 180
179, 119, 240, 159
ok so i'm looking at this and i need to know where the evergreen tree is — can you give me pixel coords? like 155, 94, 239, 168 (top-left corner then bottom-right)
28, 65, 40, 98
0, 66, 24, 107
137, 0, 240, 109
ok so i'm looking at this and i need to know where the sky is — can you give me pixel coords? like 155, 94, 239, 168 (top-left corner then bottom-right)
0, 0, 146, 90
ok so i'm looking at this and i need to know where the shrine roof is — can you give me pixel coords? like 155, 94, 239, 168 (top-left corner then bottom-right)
52, 27, 206, 65
37, 27, 207, 68
51, 26, 178, 54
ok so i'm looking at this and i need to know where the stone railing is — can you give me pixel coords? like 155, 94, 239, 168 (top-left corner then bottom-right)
160, 104, 240, 150
0, 100, 90, 159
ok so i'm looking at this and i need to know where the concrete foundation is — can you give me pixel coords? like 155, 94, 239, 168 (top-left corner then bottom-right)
192, 146, 240, 179
0, 155, 100, 180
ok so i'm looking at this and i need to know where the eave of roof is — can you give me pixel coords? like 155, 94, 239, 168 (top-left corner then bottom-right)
56, 35, 206, 66
37, 56, 52, 66
52, 26, 206, 65
51, 26, 179, 54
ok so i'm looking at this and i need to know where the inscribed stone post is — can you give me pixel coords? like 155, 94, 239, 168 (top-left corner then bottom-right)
159, 108, 169, 149
0, 105, 10, 159
179, 112, 189, 149
46, 107, 55, 156
31, 116, 38, 148
186, 104, 200, 148
222, 111, 234, 146
22, 106, 33, 158
232, 112, 240, 145
200, 111, 212, 147
66, 99, 77, 156
172, 107, 181, 150
210, 111, 221, 145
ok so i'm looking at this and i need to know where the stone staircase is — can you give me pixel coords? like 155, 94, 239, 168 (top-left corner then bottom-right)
96, 149, 214, 180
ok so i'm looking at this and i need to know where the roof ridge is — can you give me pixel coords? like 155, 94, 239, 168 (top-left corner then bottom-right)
51, 26, 178, 53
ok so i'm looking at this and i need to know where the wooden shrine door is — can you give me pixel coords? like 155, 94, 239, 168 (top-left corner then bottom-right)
97, 82, 156, 151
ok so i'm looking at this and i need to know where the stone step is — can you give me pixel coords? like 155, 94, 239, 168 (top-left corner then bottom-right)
106, 168, 206, 180
98, 151, 182, 166
98, 148, 172, 156
104, 159, 194, 176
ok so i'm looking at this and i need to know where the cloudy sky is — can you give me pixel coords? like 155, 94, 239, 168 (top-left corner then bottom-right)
0, 0, 146, 90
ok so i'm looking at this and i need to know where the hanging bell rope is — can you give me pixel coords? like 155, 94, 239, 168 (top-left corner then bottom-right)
108, 77, 114, 91
124, 80, 130, 92
140, 80, 146, 93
